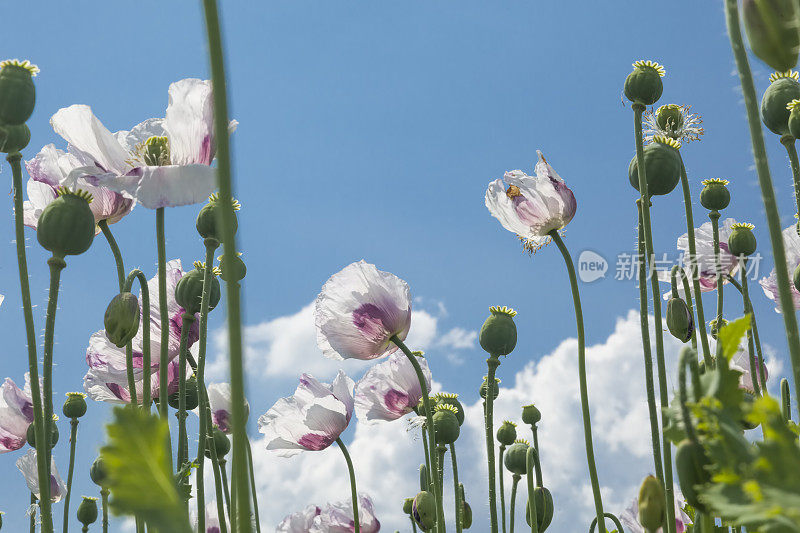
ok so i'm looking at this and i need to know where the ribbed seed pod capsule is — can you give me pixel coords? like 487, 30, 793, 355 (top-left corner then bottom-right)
0, 123, 29, 153
628, 136, 682, 196
461, 501, 473, 529
497, 420, 517, 446
432, 405, 460, 444
525, 487, 555, 532
675, 440, 712, 511
196, 193, 240, 243
104, 292, 141, 348
762, 71, 800, 135
503, 440, 530, 475
402, 497, 414, 515
0, 60, 37, 125
433, 392, 464, 425
666, 297, 694, 343
168, 375, 199, 411
412, 491, 437, 531
637, 475, 666, 531
174, 262, 221, 315
27, 418, 59, 450
205, 427, 231, 459
479, 306, 517, 355
699, 178, 730, 211
90, 456, 108, 487
36, 189, 95, 258
624, 60, 665, 106
728, 223, 757, 257
479, 376, 500, 401
521, 404, 542, 426
76, 496, 99, 527
219, 252, 247, 283
743, 0, 800, 72
62, 392, 87, 419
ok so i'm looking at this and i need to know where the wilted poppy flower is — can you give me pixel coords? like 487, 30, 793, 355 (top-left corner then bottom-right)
0, 375, 34, 453
311, 494, 380, 533
277, 504, 322, 533
16, 449, 67, 503
257, 371, 354, 457
354, 352, 431, 423
50, 78, 236, 209
485, 150, 577, 251
759, 223, 800, 312
315, 260, 412, 361
619, 486, 692, 533
206, 382, 249, 434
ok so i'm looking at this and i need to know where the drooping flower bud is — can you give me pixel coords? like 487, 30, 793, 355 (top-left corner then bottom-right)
103, 292, 141, 348
433, 392, 464, 425
89, 456, 108, 487
174, 262, 221, 315
666, 297, 694, 343
624, 60, 665, 106
461, 501, 473, 529
412, 491, 437, 531
655, 104, 685, 135
503, 439, 529, 475
168, 375, 199, 411
675, 440, 712, 511
432, 404, 460, 445
761, 71, 800, 135
525, 487, 555, 532
196, 193, 240, 243
62, 392, 87, 419
479, 376, 501, 401
521, 404, 542, 426
205, 427, 231, 459
36, 188, 95, 258
76, 496, 99, 528
628, 136, 682, 197
0, 123, 29, 153
218, 252, 247, 283
637, 475, 666, 531
26, 417, 59, 450
0, 60, 37, 125
497, 420, 517, 446
743, 0, 800, 72
699, 178, 730, 211
402, 497, 414, 515
479, 306, 517, 356
728, 222, 757, 257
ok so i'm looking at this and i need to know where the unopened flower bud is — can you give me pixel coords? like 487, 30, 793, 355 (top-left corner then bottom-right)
628, 136, 681, 197
76, 496, 98, 527
402, 497, 414, 515
0, 123, 29, 153
37, 189, 95, 258
675, 440, 711, 511
27, 418, 59, 450
699, 178, 730, 211
497, 420, 517, 446
480, 306, 517, 356
196, 193, 240, 243
168, 375, 199, 411
433, 405, 460, 445
104, 292, 141, 348
461, 501, 473, 529
0, 60, 37, 125
504, 440, 529, 475
762, 71, 800, 135
666, 297, 694, 343
90, 456, 108, 487
728, 223, 757, 257
62, 392, 87, 419
219, 252, 247, 283
526, 487, 554, 532
433, 393, 464, 425
521, 404, 542, 426
637, 475, 666, 531
205, 427, 231, 459
624, 60, 665, 106
175, 262, 221, 315
412, 491, 437, 531
479, 376, 501, 401
743, 0, 800, 72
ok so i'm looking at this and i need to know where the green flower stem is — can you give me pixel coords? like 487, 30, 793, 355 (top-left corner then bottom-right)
421, 426, 433, 491
101, 488, 109, 533
123, 270, 152, 408
525, 448, 538, 533
391, 336, 443, 531
155, 208, 174, 473
436, 443, 447, 531
509, 475, 520, 533
679, 157, 712, 365
709, 211, 724, 357
780, 136, 800, 218
678, 347, 699, 444
62, 418, 79, 533
484, 355, 500, 533
670, 265, 697, 350
336, 438, 361, 533
177, 313, 195, 471
499, 444, 506, 533
588, 513, 624, 533
30, 493, 37, 533
98, 220, 125, 291
8, 152, 51, 532
733, 259, 763, 396
451, 443, 462, 533
199, 1, 251, 530
410, 515, 419, 533
782, 378, 792, 421
208, 438, 229, 533
220, 458, 232, 516
724, 0, 800, 416
726, 273, 767, 392
548, 230, 606, 532
631, 105, 677, 533
531, 426, 539, 457
246, 439, 262, 533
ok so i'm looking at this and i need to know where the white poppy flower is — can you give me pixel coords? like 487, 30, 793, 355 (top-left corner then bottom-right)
0, 375, 34, 453
311, 493, 380, 533
759, 223, 800, 312
354, 352, 431, 423
16, 449, 67, 503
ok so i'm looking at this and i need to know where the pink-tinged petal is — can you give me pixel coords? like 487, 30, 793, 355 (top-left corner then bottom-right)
355, 352, 431, 423
619, 489, 692, 533
24, 144, 65, 187
50, 105, 131, 176
16, 449, 67, 503
760, 223, 800, 312
164, 78, 216, 166
102, 164, 216, 209
207, 382, 248, 434
311, 494, 380, 533
23, 179, 58, 229
731, 345, 768, 393
277, 505, 322, 533
113, 118, 166, 155
0, 376, 34, 453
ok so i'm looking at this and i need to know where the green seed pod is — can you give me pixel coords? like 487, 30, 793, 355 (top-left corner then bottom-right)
743, 0, 800, 72
62, 392, 87, 419
628, 137, 682, 197
699, 178, 731, 211
36, 189, 95, 258
675, 439, 712, 512
637, 475, 666, 531
525, 487, 554, 532
0, 123, 29, 153
0, 60, 37, 125
219, 252, 247, 283
76, 496, 98, 527
412, 491, 437, 531
432, 405, 460, 444
168, 374, 199, 411
624, 60, 665, 106
479, 306, 517, 356
461, 501, 473, 529
497, 420, 518, 446
433, 393, 464, 425
196, 193, 240, 243
205, 427, 231, 459
27, 419, 59, 450
761, 72, 800, 135
90, 456, 108, 487
655, 104, 684, 134
728, 222, 757, 257
521, 404, 542, 426
794, 263, 800, 292
479, 376, 501, 401
174, 262, 221, 315
504, 440, 530, 475
402, 497, 414, 515
666, 297, 694, 343
103, 292, 141, 348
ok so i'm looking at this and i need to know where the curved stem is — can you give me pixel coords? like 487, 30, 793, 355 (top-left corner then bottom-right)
336, 438, 361, 533
631, 105, 676, 533
709, 211, 724, 359
62, 418, 79, 533
155, 208, 174, 472
782, 378, 792, 421
671, 265, 697, 350
451, 443, 462, 533
98, 219, 125, 292
410, 515, 419, 533
548, 230, 606, 532
124, 270, 151, 408
246, 439, 262, 533
485, 355, 500, 533
781, 136, 800, 219
736, 258, 762, 396
724, 0, 800, 419
510, 475, 520, 533
177, 313, 195, 470
101, 488, 109, 533
588, 513, 625, 533
531, 426, 539, 459
499, 445, 506, 533
525, 448, 538, 533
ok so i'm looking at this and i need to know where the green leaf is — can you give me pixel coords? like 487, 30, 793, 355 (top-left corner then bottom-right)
718, 314, 750, 362
100, 407, 192, 533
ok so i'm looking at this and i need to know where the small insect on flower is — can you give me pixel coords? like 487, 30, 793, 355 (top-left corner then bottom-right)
643, 104, 704, 144
354, 352, 432, 423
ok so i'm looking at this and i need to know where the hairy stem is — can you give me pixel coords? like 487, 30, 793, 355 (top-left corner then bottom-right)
499, 445, 506, 533
485, 355, 500, 533
62, 418, 79, 533
509, 475, 520, 533
337, 438, 361, 533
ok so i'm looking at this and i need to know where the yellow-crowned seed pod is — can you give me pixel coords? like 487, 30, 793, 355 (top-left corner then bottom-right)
432, 404, 460, 444
628, 136, 682, 197
699, 179, 730, 211
728, 223, 757, 257
196, 193, 240, 243
479, 306, 517, 356
27, 417, 59, 451
521, 404, 542, 426
62, 392, 87, 419
479, 376, 501, 401
0, 60, 37, 125
175, 262, 221, 315
503, 439, 529, 475
433, 392, 464, 425
168, 374, 199, 411
36, 189, 95, 258
762, 71, 800, 135
624, 60, 665, 106
76, 496, 98, 528
496, 420, 517, 446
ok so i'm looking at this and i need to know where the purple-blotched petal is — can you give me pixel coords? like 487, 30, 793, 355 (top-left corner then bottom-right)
310, 493, 380, 533
0, 376, 34, 453
354, 352, 431, 423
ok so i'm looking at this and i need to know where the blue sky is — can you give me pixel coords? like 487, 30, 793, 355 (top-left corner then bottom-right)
1, 1, 798, 531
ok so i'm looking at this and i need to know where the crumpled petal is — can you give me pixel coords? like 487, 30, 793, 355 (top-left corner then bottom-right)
50, 105, 132, 175
206, 382, 249, 434
310, 493, 381, 533
277, 505, 322, 533
760, 223, 800, 312
0, 375, 34, 453
16, 449, 67, 503
355, 352, 431, 423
